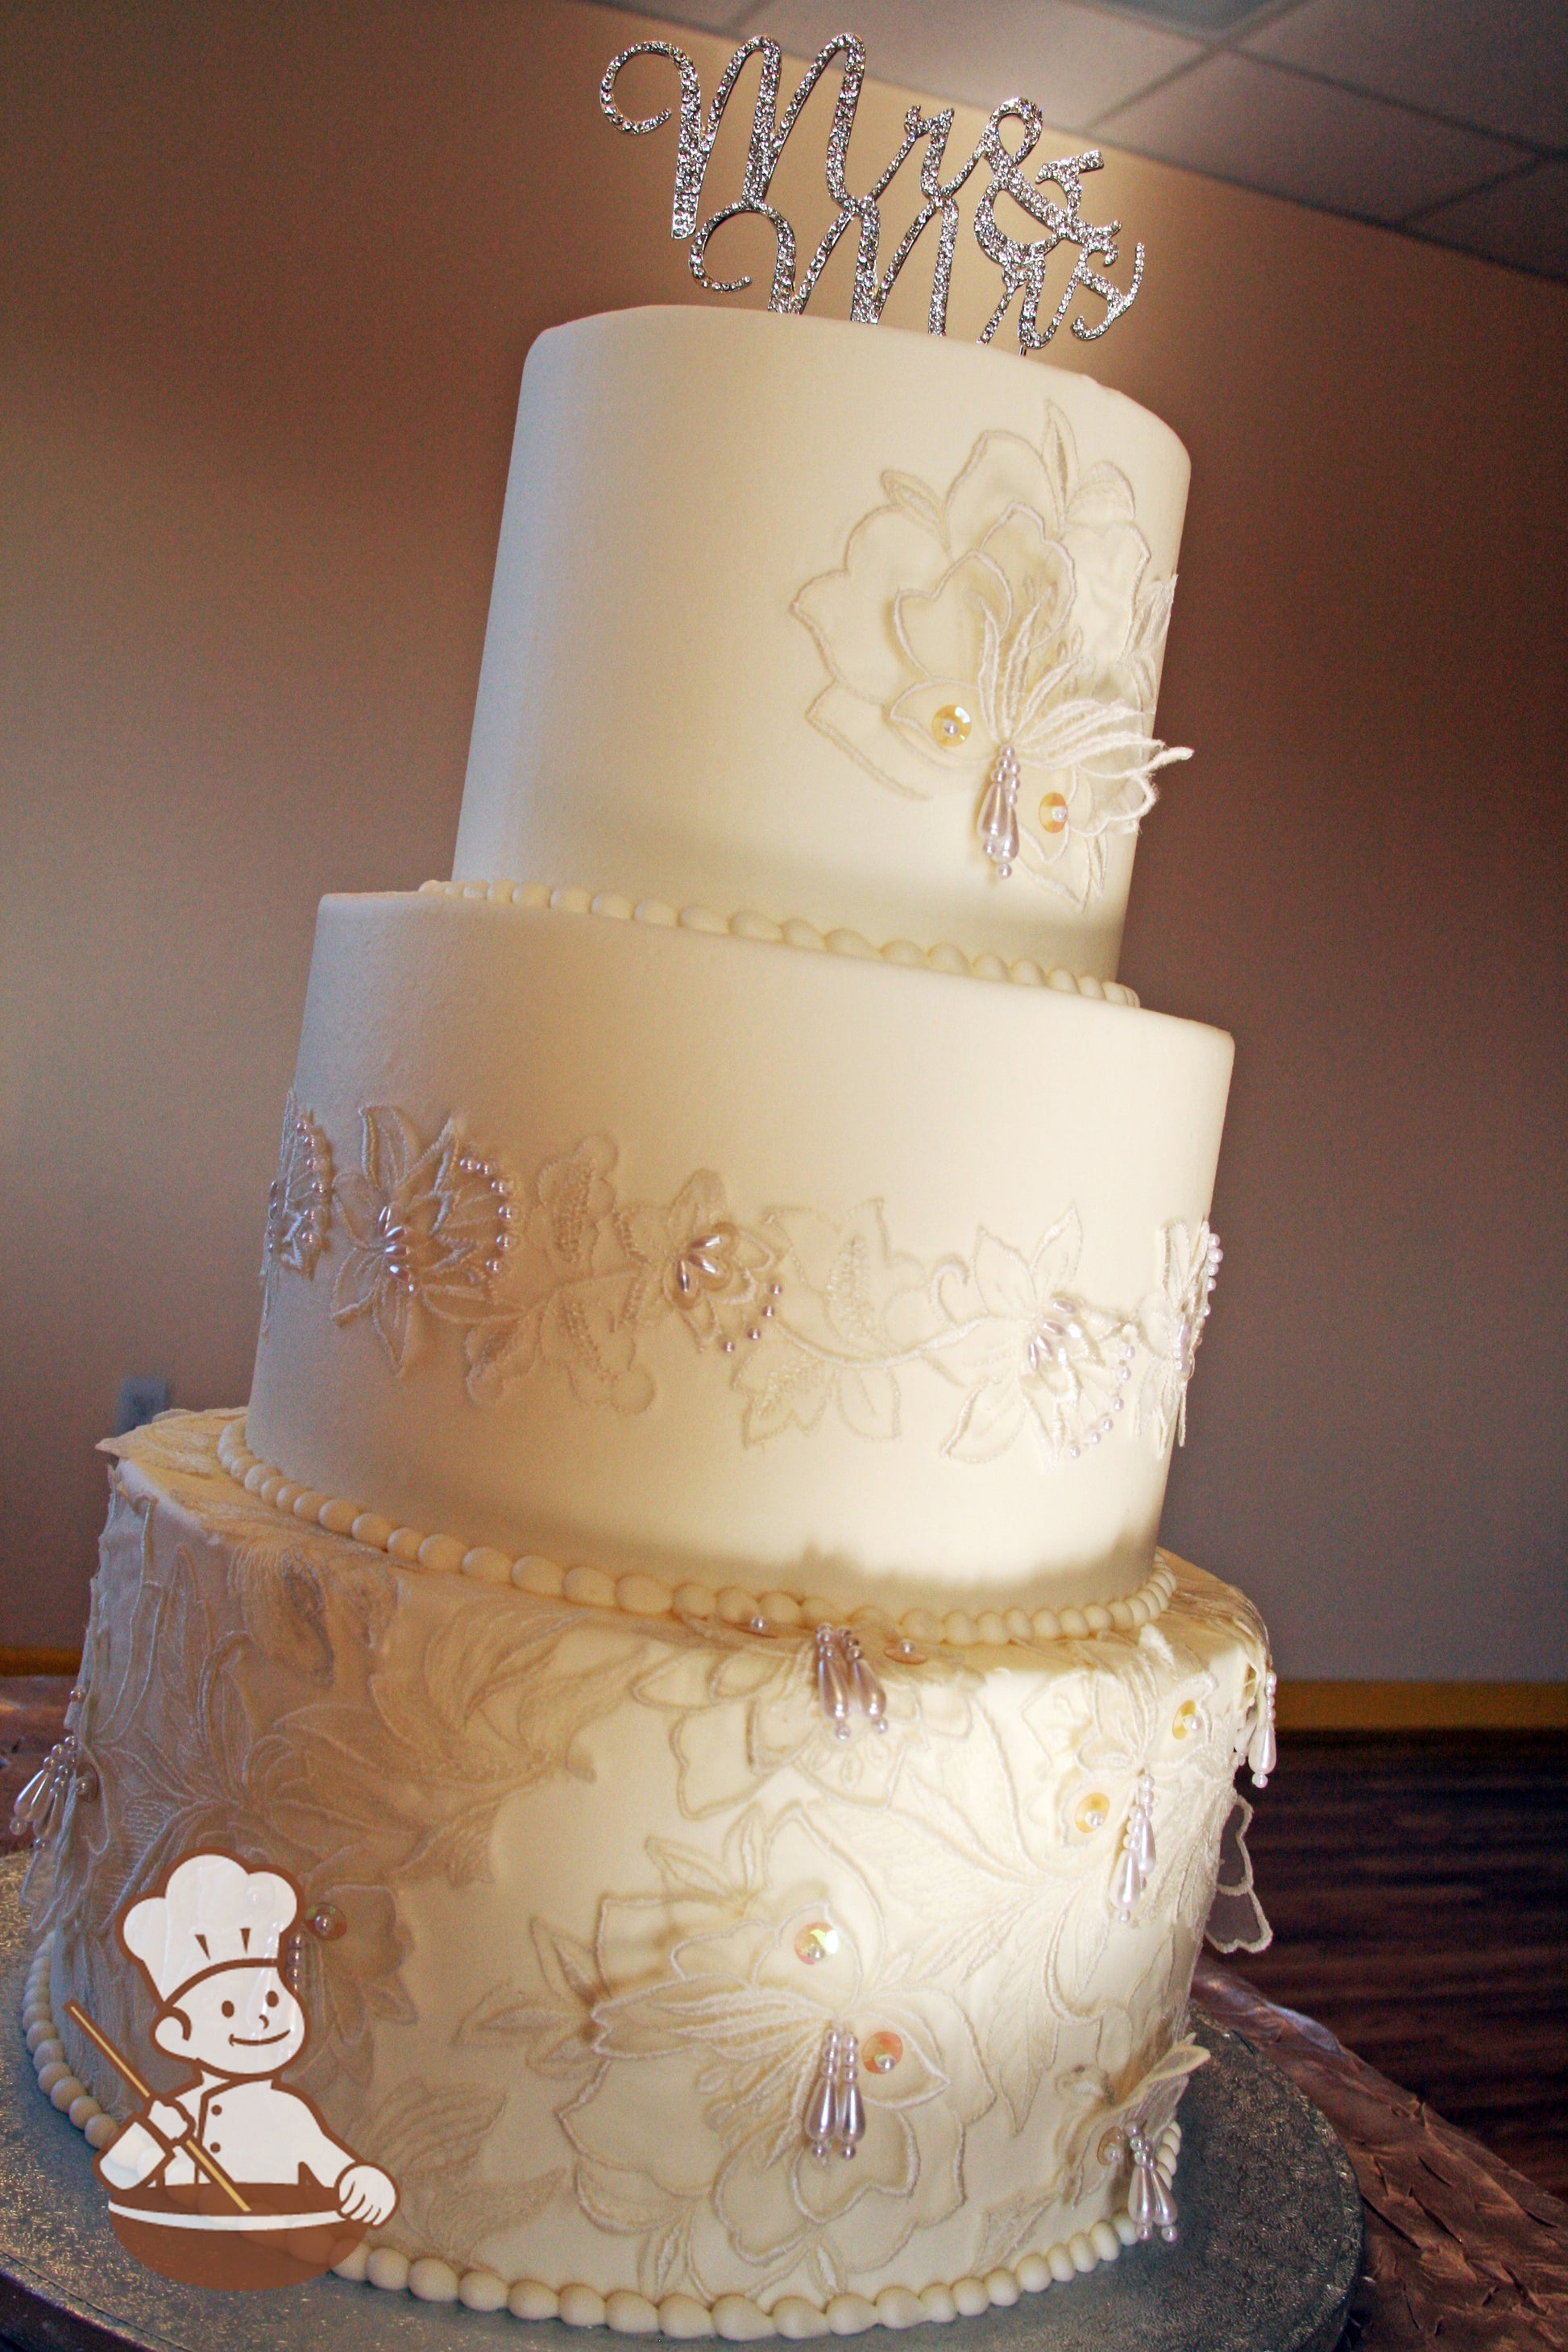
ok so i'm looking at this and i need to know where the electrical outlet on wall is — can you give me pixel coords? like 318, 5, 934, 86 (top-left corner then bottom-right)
114, 1376, 172, 1437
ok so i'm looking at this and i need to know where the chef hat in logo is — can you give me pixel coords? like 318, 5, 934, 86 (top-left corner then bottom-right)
121, 1852, 299, 2003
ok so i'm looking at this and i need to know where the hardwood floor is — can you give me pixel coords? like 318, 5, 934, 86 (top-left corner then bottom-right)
1227, 1728, 1568, 2199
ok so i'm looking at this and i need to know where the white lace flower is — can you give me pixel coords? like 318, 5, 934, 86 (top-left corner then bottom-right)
935, 1213, 1139, 1463
792, 411, 1189, 906
616, 1172, 779, 1351
331, 1105, 516, 1373
1136, 1221, 1222, 1451
259, 1091, 332, 1332
565, 1811, 992, 2292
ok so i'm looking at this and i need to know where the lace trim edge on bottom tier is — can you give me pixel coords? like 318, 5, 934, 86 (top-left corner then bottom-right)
22, 1936, 1180, 2333
214, 1413, 1176, 1653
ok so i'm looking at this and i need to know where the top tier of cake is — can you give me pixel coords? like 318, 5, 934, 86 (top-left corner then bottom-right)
454, 307, 1191, 981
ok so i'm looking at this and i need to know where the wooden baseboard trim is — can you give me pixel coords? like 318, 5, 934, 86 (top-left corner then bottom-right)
0, 1648, 81, 1678
1277, 1680, 1568, 1732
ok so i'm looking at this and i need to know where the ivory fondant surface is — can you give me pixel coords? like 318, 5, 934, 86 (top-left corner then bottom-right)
35, 1417, 1270, 2315
247, 891, 1232, 1613
454, 309, 1191, 979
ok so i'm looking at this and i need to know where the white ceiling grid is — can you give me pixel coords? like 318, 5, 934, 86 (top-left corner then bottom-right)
581, 0, 1568, 280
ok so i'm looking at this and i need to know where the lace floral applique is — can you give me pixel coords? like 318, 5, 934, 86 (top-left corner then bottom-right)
1059, 2032, 1209, 2210
331, 1106, 517, 1374
259, 1092, 332, 1332
554, 1807, 993, 2300
791, 409, 1189, 904
38, 1415, 678, 2116
617, 1171, 781, 1353
728, 1202, 941, 1446
932, 1212, 1138, 1463
354, 2076, 565, 2270
1135, 1221, 1222, 1450
632, 1627, 977, 1820
302, 1111, 1218, 1471
1203, 1795, 1272, 1955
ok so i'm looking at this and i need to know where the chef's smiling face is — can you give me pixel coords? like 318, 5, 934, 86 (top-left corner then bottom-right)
153, 1966, 308, 2074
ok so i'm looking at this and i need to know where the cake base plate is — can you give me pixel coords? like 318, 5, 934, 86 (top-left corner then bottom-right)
0, 1856, 1359, 2352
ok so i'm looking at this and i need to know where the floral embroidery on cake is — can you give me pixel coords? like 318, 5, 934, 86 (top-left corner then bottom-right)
1056, 2032, 1209, 2209
1135, 1220, 1222, 1450
969, 2030, 1205, 2274
330, 1106, 517, 1374
36, 1412, 1272, 2297
354, 2076, 566, 2269
632, 1627, 977, 1819
464, 1137, 651, 1412
617, 1172, 781, 1353
284, 1110, 1228, 1467
728, 1203, 942, 1446
932, 1212, 1139, 1464
791, 409, 1190, 904
35, 1416, 662, 2115
552, 1809, 994, 2300
259, 1091, 332, 1332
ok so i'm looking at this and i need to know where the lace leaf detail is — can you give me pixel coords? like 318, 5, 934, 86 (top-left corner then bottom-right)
366, 2075, 506, 2180
457, 1923, 603, 2080
259, 1091, 332, 1331
879, 467, 948, 544
838, 1363, 902, 1442
944, 1371, 1027, 1464
464, 1296, 544, 1404
1204, 1794, 1273, 1956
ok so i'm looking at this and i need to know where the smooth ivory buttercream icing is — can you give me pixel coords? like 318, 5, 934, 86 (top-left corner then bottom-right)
32, 1416, 1271, 2327
455, 309, 1191, 981
246, 887, 1231, 1614
27, 306, 1273, 2332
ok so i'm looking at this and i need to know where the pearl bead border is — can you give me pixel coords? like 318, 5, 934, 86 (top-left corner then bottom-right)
418, 880, 1143, 1008
215, 1417, 1176, 1653
20, 1939, 121, 2153
23, 1934, 1180, 2332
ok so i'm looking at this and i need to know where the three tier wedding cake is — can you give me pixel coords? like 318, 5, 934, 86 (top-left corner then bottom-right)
22, 302, 1275, 2333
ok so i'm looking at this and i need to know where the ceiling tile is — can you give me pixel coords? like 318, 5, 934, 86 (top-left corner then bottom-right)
1099, 0, 1278, 28
1412, 156, 1568, 279
584, 0, 749, 30
1095, 48, 1530, 221
725, 0, 1202, 129
1243, 0, 1568, 150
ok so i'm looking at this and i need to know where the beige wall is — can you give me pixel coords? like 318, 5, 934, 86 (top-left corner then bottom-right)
3, 0, 1564, 1675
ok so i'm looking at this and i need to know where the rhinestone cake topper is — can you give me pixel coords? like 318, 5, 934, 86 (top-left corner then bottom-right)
601, 32, 1145, 354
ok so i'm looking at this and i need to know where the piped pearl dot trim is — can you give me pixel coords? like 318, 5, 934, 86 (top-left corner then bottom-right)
23, 1929, 1182, 2332
23, 1933, 1184, 2333
331, 2123, 1181, 2329
417, 880, 1142, 1008
19, 1937, 122, 2153
216, 1417, 1176, 1652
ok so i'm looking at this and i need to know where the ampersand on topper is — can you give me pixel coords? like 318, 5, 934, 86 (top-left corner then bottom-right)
600, 31, 1144, 352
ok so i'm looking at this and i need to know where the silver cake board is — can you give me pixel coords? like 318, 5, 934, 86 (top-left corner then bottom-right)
0, 1858, 1359, 2352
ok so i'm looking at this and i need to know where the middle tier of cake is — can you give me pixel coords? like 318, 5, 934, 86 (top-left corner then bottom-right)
248, 886, 1232, 1616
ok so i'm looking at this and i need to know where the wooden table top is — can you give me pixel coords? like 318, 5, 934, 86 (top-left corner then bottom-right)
5, 1678, 1565, 2349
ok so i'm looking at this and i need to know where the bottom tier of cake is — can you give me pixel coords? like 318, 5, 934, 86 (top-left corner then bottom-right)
21, 1412, 1273, 2329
